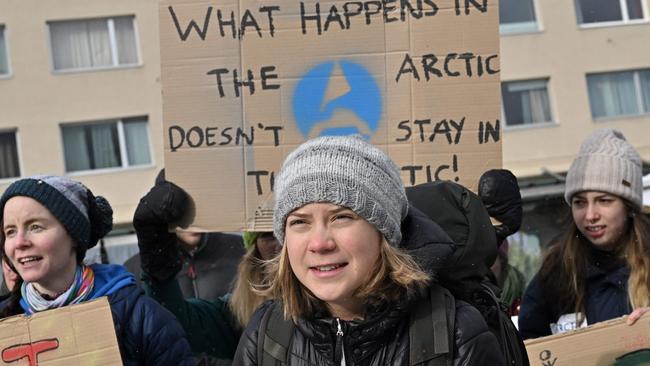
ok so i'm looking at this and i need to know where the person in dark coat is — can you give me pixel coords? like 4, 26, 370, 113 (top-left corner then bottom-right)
233, 135, 504, 365
519, 129, 650, 339
133, 188, 279, 359
124, 169, 245, 300
0, 175, 194, 366
125, 231, 244, 299
478, 169, 526, 315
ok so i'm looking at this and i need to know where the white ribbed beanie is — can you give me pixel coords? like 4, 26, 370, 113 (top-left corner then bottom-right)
273, 135, 408, 247
565, 129, 642, 208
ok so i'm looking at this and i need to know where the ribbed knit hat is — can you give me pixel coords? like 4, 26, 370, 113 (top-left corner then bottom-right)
565, 129, 642, 208
0, 175, 113, 257
274, 135, 408, 247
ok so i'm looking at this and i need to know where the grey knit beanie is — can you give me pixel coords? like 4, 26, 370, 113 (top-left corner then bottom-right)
0, 175, 113, 256
565, 129, 642, 208
274, 135, 408, 247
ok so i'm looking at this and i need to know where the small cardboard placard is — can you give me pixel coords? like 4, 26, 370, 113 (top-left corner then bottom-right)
159, 0, 502, 231
525, 313, 650, 366
0, 297, 122, 366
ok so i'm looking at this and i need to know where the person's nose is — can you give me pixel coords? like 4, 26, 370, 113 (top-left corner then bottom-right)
585, 202, 600, 222
307, 224, 336, 253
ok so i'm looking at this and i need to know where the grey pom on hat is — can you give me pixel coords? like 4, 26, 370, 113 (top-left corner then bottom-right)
0, 175, 113, 254
565, 129, 642, 208
273, 135, 408, 247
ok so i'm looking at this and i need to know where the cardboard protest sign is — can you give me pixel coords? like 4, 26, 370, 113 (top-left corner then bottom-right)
0, 297, 121, 366
524, 313, 650, 366
159, 0, 502, 231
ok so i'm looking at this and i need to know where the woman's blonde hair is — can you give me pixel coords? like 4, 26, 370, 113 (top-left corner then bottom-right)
257, 237, 430, 322
228, 245, 272, 327
539, 200, 650, 319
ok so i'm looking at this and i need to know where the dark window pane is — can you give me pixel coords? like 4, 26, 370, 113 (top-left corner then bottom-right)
627, 0, 644, 19
0, 131, 20, 178
123, 118, 151, 166
587, 72, 638, 118
640, 70, 650, 113
0, 26, 7, 75
502, 80, 552, 126
577, 0, 623, 23
500, 0, 536, 24
87, 122, 121, 169
62, 122, 121, 172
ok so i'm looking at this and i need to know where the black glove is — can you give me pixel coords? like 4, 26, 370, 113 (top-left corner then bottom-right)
133, 181, 190, 282
478, 169, 522, 244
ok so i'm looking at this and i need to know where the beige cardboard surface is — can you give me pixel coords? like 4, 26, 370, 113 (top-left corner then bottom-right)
525, 313, 650, 366
160, 0, 502, 231
0, 297, 121, 366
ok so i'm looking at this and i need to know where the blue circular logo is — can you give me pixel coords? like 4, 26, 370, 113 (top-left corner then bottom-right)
292, 61, 382, 138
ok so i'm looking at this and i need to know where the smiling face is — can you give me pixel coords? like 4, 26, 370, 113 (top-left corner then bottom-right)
285, 202, 381, 320
3, 196, 78, 296
571, 191, 630, 251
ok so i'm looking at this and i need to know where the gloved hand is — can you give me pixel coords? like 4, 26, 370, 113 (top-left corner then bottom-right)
133, 181, 191, 282
478, 169, 522, 244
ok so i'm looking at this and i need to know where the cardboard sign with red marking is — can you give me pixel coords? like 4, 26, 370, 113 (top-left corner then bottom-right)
159, 0, 502, 232
0, 297, 121, 365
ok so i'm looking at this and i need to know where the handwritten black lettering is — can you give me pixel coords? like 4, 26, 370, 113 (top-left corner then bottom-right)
478, 120, 500, 144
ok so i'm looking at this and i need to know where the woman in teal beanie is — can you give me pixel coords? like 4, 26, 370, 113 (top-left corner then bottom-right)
0, 175, 194, 365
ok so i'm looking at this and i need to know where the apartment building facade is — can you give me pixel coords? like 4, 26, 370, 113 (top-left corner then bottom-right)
0, 0, 649, 273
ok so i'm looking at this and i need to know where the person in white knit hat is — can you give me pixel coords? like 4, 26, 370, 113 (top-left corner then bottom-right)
519, 128, 650, 340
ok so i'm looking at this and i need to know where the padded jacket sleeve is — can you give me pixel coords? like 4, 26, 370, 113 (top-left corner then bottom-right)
452, 300, 506, 366
143, 273, 240, 359
518, 274, 554, 340
111, 286, 195, 366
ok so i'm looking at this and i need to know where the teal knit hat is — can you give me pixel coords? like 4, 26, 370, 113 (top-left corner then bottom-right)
0, 175, 113, 256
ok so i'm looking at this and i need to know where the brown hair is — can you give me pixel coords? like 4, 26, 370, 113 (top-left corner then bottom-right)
1, 227, 24, 318
257, 238, 430, 322
539, 200, 650, 320
228, 244, 273, 327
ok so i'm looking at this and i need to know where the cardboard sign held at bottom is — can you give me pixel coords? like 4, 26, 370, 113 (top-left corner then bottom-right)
524, 313, 650, 366
0, 297, 121, 366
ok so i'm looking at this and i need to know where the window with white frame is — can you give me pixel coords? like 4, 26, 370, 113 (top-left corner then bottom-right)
501, 79, 553, 127
0, 25, 9, 75
500, 0, 538, 34
48, 16, 139, 72
576, 0, 646, 25
61, 117, 151, 173
0, 130, 20, 179
587, 69, 650, 119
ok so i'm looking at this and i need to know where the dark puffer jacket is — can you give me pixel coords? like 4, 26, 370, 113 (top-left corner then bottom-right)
232, 207, 505, 365
109, 284, 195, 365
235, 296, 504, 365
519, 248, 631, 340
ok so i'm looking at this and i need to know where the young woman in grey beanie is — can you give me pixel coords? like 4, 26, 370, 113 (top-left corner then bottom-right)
232, 135, 504, 365
519, 129, 650, 340
0, 175, 194, 365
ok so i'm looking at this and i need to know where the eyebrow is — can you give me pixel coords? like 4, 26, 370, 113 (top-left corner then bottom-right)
289, 206, 352, 217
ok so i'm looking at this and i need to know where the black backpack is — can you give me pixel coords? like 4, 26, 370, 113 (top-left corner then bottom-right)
405, 181, 529, 366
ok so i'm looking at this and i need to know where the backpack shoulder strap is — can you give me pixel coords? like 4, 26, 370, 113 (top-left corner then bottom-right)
257, 301, 294, 366
409, 283, 456, 366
